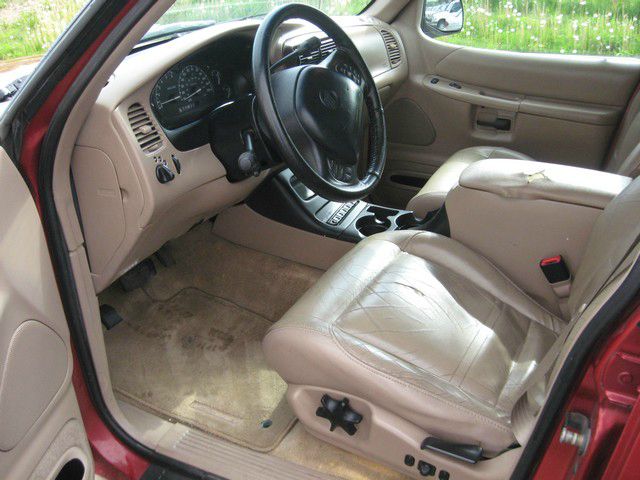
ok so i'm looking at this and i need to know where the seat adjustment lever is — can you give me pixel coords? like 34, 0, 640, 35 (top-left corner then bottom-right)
316, 394, 363, 436
421, 436, 483, 464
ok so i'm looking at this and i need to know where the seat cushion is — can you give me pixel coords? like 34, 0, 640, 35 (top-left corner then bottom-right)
406, 146, 534, 217
263, 231, 561, 455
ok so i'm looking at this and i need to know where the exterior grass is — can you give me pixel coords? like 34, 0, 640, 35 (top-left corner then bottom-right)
434, 0, 640, 56
0, 0, 84, 60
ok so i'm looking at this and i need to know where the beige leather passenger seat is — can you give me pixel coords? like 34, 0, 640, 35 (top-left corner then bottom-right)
407, 88, 640, 217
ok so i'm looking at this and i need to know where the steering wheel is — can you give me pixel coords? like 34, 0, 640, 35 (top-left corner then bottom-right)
252, 4, 386, 202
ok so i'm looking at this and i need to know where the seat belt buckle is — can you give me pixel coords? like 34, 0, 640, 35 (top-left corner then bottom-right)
540, 255, 571, 284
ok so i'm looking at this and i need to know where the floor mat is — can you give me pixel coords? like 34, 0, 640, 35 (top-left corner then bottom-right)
104, 287, 295, 452
143, 222, 323, 322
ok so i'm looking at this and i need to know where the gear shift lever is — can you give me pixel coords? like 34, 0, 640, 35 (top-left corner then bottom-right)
238, 130, 260, 177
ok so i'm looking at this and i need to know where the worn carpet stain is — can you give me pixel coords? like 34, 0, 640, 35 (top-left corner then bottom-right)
104, 287, 295, 452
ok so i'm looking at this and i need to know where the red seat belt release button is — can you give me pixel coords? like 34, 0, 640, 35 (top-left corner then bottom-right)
540, 255, 571, 284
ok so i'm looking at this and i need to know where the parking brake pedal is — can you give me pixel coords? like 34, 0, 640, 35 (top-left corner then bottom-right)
316, 394, 363, 436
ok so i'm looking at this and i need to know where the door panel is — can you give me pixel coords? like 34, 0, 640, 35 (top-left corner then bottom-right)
0, 148, 93, 480
373, 0, 640, 209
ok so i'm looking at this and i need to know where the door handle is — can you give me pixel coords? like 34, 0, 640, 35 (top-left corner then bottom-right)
476, 117, 512, 131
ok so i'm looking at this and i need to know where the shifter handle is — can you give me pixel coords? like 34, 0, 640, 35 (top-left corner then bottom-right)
238, 130, 260, 177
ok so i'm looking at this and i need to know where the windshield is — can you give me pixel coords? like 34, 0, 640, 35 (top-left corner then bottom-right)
142, 0, 370, 41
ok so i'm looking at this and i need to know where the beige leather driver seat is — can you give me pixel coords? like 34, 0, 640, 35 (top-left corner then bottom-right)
407, 89, 640, 217
264, 176, 640, 474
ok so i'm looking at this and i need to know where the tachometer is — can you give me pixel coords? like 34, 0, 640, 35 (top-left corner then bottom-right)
178, 64, 215, 113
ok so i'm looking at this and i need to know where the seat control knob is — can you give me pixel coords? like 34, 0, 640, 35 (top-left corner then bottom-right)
155, 163, 175, 184
417, 460, 436, 477
315, 394, 363, 436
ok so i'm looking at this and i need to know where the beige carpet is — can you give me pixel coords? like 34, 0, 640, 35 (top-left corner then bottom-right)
143, 222, 323, 322
102, 224, 323, 452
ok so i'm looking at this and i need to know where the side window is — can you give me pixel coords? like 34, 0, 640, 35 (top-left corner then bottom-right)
421, 0, 640, 57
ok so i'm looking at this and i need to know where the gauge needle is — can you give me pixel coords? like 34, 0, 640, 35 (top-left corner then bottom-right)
182, 88, 202, 101
160, 95, 181, 106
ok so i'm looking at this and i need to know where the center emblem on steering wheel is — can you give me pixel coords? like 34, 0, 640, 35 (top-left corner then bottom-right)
319, 89, 340, 110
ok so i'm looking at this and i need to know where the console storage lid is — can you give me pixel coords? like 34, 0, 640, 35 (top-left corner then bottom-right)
459, 159, 631, 209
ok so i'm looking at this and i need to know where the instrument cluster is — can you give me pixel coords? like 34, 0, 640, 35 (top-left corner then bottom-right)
149, 37, 252, 130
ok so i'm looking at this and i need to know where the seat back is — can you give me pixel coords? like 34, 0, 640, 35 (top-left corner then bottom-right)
569, 175, 640, 318
511, 176, 640, 445
605, 86, 640, 177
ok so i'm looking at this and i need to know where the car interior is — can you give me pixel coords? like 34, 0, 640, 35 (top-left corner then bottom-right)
13, 0, 640, 478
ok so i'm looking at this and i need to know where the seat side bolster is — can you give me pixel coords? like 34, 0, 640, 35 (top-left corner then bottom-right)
406, 146, 534, 218
406, 158, 474, 218
402, 232, 563, 333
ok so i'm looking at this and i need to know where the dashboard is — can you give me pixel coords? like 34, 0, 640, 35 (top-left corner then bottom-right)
71, 17, 408, 293
150, 36, 253, 130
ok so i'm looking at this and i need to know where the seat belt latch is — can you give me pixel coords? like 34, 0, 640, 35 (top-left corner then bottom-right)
540, 255, 571, 284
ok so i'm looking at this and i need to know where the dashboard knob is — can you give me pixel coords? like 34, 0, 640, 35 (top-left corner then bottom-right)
155, 163, 175, 183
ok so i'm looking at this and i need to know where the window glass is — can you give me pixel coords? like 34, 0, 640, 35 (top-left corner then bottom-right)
423, 0, 640, 57
155, 0, 370, 27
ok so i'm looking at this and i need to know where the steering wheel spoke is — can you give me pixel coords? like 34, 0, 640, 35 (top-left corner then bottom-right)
252, 4, 386, 202
320, 48, 364, 90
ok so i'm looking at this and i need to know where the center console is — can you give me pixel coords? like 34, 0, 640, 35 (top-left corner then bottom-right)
246, 169, 448, 243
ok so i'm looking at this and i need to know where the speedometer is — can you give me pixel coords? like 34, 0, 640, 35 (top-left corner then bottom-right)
178, 65, 215, 114
150, 64, 219, 129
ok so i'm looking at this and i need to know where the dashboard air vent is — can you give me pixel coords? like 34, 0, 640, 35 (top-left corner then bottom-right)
380, 30, 401, 67
299, 37, 336, 65
127, 103, 162, 154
